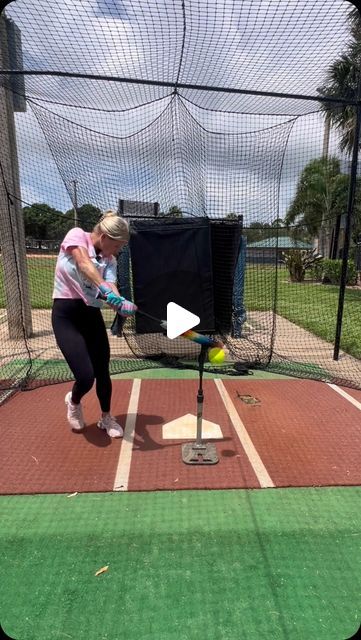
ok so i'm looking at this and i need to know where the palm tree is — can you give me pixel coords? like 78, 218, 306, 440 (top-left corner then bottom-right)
317, 7, 361, 155
286, 155, 361, 256
284, 157, 345, 254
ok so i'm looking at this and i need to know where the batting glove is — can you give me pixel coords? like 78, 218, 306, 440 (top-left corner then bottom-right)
98, 282, 124, 308
117, 297, 138, 317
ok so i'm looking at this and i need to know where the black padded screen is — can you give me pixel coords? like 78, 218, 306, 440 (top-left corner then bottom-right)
129, 218, 215, 334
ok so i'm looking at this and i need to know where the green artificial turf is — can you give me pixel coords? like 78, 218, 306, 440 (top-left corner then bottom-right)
112, 367, 289, 380
0, 358, 290, 383
264, 360, 332, 382
1, 488, 360, 640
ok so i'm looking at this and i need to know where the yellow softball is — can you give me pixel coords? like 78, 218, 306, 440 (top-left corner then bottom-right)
208, 347, 225, 364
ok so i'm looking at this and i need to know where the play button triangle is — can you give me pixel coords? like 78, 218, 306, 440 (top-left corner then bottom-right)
166, 302, 200, 339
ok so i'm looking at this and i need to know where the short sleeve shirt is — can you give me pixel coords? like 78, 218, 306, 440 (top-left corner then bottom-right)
52, 227, 117, 307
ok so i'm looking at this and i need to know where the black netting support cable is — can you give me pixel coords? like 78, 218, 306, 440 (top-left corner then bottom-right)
179, 92, 308, 118
29, 97, 173, 141
174, 0, 186, 90
23, 92, 173, 113
178, 94, 298, 134
0, 70, 357, 106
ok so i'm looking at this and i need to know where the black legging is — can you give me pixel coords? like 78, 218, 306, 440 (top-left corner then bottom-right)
52, 299, 112, 412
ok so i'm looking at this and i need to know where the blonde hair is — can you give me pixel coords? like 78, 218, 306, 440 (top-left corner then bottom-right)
94, 209, 129, 242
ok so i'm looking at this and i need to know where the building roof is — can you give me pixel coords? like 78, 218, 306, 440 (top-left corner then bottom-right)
247, 236, 313, 249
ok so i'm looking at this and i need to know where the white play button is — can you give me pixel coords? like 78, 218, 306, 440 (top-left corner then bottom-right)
166, 302, 200, 339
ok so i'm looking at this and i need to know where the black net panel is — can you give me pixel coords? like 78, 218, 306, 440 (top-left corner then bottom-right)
1, 0, 361, 392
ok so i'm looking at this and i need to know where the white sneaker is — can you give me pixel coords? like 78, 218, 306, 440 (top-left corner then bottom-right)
97, 415, 124, 438
65, 392, 85, 431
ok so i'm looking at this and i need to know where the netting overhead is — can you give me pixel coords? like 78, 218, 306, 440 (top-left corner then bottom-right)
2, 0, 354, 112
1, 0, 358, 217
26, 97, 296, 217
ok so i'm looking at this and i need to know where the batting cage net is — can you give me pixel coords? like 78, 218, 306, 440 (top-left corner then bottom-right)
1, 0, 361, 392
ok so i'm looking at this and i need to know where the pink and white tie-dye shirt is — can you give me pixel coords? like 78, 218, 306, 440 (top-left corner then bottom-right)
52, 227, 117, 307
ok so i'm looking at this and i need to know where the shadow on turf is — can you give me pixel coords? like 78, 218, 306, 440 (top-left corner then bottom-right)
80, 413, 163, 448
79, 411, 235, 453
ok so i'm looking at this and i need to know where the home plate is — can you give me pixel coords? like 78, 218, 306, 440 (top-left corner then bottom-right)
162, 413, 223, 439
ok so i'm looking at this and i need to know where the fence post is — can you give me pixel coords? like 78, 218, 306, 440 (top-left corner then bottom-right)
333, 102, 361, 360
0, 14, 32, 339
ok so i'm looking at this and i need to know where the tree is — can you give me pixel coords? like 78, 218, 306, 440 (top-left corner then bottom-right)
285, 157, 341, 251
23, 203, 65, 240
281, 248, 323, 283
285, 156, 361, 254
64, 203, 101, 231
271, 217, 284, 227
165, 205, 183, 217
243, 221, 271, 244
317, 7, 361, 155
270, 217, 289, 238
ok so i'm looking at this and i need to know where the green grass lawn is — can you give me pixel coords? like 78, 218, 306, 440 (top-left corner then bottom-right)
1, 258, 361, 359
244, 265, 361, 359
0, 256, 56, 310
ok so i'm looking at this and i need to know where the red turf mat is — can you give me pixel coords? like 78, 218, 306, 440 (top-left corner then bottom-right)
0, 381, 132, 494
222, 379, 361, 487
127, 379, 260, 491
0, 378, 360, 494
338, 386, 361, 405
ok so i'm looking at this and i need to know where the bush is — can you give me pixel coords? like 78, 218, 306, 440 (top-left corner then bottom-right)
309, 261, 324, 282
281, 248, 323, 283
321, 258, 357, 285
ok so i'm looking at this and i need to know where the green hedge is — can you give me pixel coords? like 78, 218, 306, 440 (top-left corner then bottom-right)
309, 258, 357, 285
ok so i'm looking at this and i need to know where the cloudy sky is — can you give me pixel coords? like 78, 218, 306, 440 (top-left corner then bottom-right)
3, 0, 354, 222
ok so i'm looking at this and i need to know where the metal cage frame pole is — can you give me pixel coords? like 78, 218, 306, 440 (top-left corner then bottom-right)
334, 81, 361, 360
